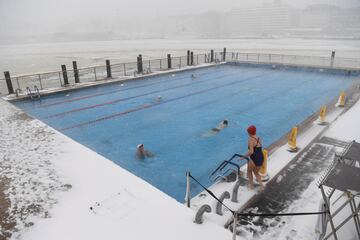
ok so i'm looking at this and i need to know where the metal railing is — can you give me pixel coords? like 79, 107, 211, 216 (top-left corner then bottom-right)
2, 51, 360, 96
0, 52, 220, 96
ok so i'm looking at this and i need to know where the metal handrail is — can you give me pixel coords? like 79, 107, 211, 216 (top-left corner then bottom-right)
209, 154, 249, 180
34, 85, 40, 98
26, 87, 33, 99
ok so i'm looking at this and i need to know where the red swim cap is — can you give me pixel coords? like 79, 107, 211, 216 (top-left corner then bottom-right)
247, 125, 256, 135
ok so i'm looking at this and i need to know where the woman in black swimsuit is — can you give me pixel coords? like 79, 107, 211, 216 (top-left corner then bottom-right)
245, 125, 265, 190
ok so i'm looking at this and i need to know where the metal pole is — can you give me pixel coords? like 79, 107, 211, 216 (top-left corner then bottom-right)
58, 72, 62, 86
38, 74, 43, 89
320, 186, 338, 240
94, 67, 97, 81
232, 212, 237, 240
185, 172, 191, 208
187, 50, 190, 66
4, 71, 14, 94
73, 61, 80, 83
61, 65, 69, 85
106, 59, 112, 78
160, 59, 162, 70
223, 48, 226, 61
16, 77, 20, 89
349, 196, 360, 239
211, 49, 214, 62
123, 63, 126, 76
149, 60, 151, 72
167, 54, 171, 69
179, 57, 181, 69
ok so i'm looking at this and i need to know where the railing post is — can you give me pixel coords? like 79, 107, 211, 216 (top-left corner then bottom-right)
232, 212, 237, 240
94, 67, 97, 81
73, 61, 80, 83
106, 59, 112, 78
61, 65, 69, 85
331, 51, 335, 68
190, 52, 194, 65
187, 50, 190, 66
4, 71, 14, 94
223, 48, 226, 61
123, 63, 126, 76
137, 54, 143, 73
179, 57, 182, 68
185, 172, 191, 208
167, 54, 172, 69
211, 49, 214, 62
38, 74, 43, 89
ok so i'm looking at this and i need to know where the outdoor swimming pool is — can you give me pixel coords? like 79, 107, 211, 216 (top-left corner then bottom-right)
13, 63, 360, 202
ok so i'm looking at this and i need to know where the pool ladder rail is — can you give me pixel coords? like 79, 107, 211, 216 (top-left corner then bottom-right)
209, 154, 249, 183
26, 86, 41, 100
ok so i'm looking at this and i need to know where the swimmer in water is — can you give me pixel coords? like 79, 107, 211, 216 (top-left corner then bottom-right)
202, 119, 228, 137
212, 119, 228, 132
136, 144, 154, 160
155, 95, 163, 102
191, 74, 196, 79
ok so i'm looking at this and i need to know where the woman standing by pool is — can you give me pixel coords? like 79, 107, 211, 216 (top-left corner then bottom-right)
245, 125, 265, 191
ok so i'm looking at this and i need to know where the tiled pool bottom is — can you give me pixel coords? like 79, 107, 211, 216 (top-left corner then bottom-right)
13, 63, 360, 202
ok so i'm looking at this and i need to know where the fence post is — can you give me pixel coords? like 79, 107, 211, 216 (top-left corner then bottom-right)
61, 65, 69, 85
185, 172, 191, 208
167, 54, 172, 69
232, 212, 237, 240
94, 67, 97, 81
211, 49, 214, 62
38, 74, 43, 89
331, 51, 335, 68
106, 59, 112, 78
187, 50, 190, 66
137, 54, 143, 73
4, 71, 14, 94
223, 48, 226, 61
190, 52, 194, 65
73, 61, 80, 83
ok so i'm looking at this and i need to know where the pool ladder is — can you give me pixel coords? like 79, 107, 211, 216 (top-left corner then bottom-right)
209, 154, 249, 183
26, 85, 41, 99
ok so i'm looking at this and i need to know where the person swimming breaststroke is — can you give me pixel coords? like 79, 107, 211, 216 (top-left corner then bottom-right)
244, 125, 265, 191
202, 119, 228, 137
136, 144, 155, 160
212, 119, 228, 132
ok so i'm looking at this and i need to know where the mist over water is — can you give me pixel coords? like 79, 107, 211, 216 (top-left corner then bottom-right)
1, 38, 360, 76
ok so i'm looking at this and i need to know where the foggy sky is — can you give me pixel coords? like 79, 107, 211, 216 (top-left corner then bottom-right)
0, 0, 359, 36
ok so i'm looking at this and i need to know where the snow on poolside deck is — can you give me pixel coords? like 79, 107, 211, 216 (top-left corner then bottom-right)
0, 99, 231, 240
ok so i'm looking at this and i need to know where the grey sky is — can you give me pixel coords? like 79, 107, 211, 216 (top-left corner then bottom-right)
0, 0, 359, 35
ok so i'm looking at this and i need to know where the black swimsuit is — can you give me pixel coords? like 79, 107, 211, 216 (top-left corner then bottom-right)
249, 137, 264, 167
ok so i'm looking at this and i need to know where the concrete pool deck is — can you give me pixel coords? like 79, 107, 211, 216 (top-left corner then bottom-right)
1, 61, 360, 239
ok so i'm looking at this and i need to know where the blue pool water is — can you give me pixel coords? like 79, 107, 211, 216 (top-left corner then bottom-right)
13, 63, 359, 202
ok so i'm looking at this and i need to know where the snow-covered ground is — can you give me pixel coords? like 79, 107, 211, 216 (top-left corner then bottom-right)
0, 100, 231, 240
